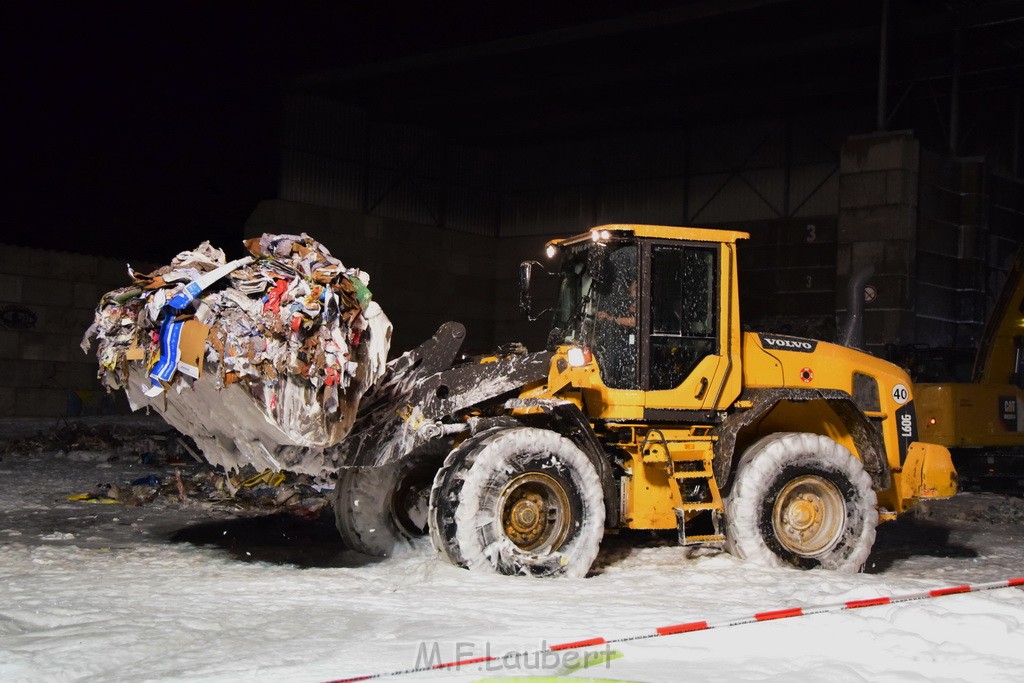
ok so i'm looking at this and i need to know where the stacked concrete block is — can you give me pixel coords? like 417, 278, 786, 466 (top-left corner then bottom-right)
837, 132, 920, 356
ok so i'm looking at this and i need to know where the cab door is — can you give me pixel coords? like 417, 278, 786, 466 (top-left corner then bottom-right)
641, 241, 730, 414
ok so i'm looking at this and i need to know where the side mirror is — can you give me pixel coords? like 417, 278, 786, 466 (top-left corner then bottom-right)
519, 261, 534, 293
588, 243, 611, 287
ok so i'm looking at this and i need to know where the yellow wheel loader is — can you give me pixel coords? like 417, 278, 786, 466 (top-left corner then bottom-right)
915, 250, 1024, 491
332, 225, 957, 577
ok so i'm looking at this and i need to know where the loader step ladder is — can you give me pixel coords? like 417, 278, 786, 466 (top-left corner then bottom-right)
671, 449, 725, 545
640, 429, 725, 546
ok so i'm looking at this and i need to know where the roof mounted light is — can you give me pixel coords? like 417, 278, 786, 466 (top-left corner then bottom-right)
591, 230, 601, 242
545, 245, 557, 259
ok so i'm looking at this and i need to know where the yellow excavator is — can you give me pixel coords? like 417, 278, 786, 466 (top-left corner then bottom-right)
333, 224, 957, 577
916, 250, 1024, 491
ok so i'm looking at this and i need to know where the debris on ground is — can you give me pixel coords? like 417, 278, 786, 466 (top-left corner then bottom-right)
5, 418, 331, 514
66, 492, 119, 504
81, 233, 392, 477
66, 463, 332, 514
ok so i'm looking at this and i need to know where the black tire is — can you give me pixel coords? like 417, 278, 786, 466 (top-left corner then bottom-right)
427, 428, 505, 568
428, 427, 605, 578
334, 441, 449, 557
724, 432, 878, 573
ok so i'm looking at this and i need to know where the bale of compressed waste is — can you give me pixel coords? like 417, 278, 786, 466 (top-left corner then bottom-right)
82, 233, 392, 477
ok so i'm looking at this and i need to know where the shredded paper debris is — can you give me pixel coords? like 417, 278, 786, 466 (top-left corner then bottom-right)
82, 233, 392, 476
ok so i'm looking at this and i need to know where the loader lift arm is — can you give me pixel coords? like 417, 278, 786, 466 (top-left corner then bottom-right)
331, 322, 552, 468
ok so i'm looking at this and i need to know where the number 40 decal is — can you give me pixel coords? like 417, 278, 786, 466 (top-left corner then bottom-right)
892, 383, 910, 405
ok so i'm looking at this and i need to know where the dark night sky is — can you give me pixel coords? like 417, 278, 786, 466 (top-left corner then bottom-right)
4, 2, 666, 263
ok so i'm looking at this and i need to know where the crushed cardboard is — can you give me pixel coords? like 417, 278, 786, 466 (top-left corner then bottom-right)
82, 233, 392, 477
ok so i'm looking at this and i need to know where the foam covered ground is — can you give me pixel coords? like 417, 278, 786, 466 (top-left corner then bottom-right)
1, 429, 1022, 682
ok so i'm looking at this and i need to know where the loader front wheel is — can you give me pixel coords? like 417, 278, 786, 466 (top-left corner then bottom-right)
428, 427, 604, 578
724, 432, 878, 573
334, 442, 449, 557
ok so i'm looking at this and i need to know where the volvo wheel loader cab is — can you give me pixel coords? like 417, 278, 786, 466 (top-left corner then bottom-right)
334, 224, 957, 577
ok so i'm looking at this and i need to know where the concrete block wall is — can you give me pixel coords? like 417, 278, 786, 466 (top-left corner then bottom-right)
838, 132, 1024, 363
0, 244, 141, 417
736, 217, 838, 340
837, 131, 920, 357
915, 153, 989, 350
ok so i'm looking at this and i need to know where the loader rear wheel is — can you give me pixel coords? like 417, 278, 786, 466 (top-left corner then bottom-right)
334, 442, 449, 557
428, 427, 605, 578
724, 432, 878, 573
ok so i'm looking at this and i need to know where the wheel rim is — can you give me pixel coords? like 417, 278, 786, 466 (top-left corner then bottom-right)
771, 475, 846, 557
498, 472, 571, 552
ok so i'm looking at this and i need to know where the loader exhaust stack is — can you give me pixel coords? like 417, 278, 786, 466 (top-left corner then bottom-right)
839, 265, 874, 350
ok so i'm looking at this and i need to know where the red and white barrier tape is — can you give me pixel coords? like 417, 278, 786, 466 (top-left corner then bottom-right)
327, 577, 1024, 682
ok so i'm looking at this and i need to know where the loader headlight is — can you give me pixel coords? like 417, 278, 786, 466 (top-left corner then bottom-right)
567, 347, 592, 367
590, 229, 611, 242
546, 245, 557, 259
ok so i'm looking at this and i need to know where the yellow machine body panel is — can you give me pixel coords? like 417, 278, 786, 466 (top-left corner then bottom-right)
898, 442, 959, 504
540, 351, 645, 419
737, 331, 954, 513
743, 334, 904, 462
916, 383, 1024, 448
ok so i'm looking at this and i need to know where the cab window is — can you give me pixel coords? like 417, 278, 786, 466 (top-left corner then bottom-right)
648, 245, 718, 391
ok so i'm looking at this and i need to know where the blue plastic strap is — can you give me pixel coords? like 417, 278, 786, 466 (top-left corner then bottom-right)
150, 313, 184, 385
167, 281, 203, 310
